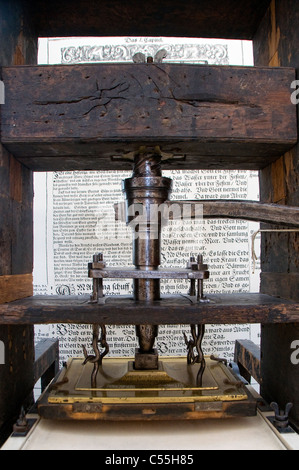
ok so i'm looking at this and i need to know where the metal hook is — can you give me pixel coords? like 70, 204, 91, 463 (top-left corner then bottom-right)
82, 324, 109, 387
183, 324, 206, 386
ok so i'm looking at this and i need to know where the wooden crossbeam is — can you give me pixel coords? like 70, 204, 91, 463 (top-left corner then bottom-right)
1, 64, 296, 171
0, 294, 298, 326
115, 200, 299, 226
28, 0, 271, 40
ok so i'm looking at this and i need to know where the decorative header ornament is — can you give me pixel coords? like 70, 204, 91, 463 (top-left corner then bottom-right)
61, 43, 229, 65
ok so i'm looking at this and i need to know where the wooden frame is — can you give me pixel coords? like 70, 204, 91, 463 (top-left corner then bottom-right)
1, 0, 299, 435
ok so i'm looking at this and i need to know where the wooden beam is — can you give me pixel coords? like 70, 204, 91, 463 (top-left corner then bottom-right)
34, 339, 59, 391
234, 339, 261, 384
0, 274, 33, 304
1, 64, 296, 171
185, 200, 299, 226
27, 0, 271, 40
0, 294, 298, 325
0, 0, 36, 448
253, 0, 299, 431
115, 200, 299, 226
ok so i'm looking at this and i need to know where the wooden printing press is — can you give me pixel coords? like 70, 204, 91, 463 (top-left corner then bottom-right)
37, 149, 258, 420
0, 0, 299, 445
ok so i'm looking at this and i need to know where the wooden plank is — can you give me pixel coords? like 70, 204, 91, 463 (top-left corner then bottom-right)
0, 0, 36, 434
28, 0, 271, 40
253, 0, 299, 431
1, 64, 296, 171
0, 274, 33, 304
0, 294, 298, 326
185, 200, 299, 226
234, 339, 261, 384
115, 200, 299, 226
34, 339, 59, 391
13, 153, 285, 172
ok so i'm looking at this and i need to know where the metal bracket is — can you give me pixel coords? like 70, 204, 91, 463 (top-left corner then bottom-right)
12, 407, 37, 437
132, 49, 168, 64
268, 402, 294, 434
111, 146, 185, 164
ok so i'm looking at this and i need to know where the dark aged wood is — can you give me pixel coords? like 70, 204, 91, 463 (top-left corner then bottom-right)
12, 154, 290, 172
261, 272, 299, 302
0, 274, 33, 304
261, 323, 299, 431
253, 0, 299, 430
0, 0, 37, 446
115, 200, 299, 226
26, 0, 271, 40
0, 0, 37, 67
1, 64, 296, 171
173, 200, 299, 226
234, 339, 261, 384
34, 339, 59, 392
0, 294, 298, 326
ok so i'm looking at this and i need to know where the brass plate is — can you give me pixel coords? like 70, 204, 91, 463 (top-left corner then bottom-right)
47, 357, 248, 405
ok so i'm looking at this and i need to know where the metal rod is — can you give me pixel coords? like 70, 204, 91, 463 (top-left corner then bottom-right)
122, 152, 172, 355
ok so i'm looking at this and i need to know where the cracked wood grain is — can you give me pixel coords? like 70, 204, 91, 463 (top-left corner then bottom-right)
1, 64, 296, 170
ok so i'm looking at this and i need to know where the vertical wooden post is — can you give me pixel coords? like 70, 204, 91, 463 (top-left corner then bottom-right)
0, 0, 37, 444
253, 0, 299, 429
